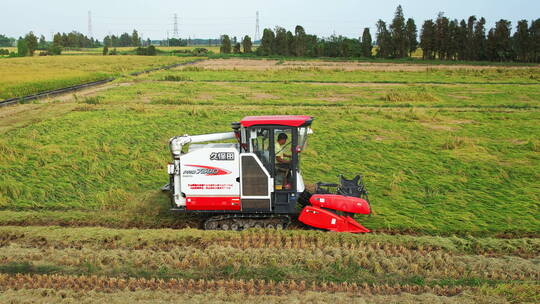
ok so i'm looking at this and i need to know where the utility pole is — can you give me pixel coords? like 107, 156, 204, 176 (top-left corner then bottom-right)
255, 11, 260, 43
173, 13, 179, 38
88, 11, 93, 39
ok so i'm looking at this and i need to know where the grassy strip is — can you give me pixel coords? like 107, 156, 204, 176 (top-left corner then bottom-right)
109, 79, 540, 109
155, 66, 540, 84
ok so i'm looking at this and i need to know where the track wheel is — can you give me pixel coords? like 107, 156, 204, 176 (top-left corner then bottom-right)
231, 223, 240, 231
254, 222, 263, 228
220, 223, 229, 230
265, 223, 275, 229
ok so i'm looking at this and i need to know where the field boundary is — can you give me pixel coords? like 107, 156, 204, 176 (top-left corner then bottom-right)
0, 59, 205, 107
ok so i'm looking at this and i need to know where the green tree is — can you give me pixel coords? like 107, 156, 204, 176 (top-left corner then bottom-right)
435, 13, 450, 59
376, 20, 391, 58
220, 35, 231, 54
465, 16, 477, 60
25, 32, 38, 56
257, 28, 275, 56
233, 42, 241, 54
492, 19, 513, 61
103, 45, 109, 55
17, 37, 29, 56
38, 35, 47, 50
456, 20, 468, 60
389, 5, 407, 57
242, 35, 252, 53
473, 17, 487, 60
0, 34, 14, 47
514, 20, 530, 62
420, 19, 436, 59
294, 25, 307, 57
274, 27, 289, 56
405, 18, 418, 56
132, 30, 141, 46
361, 28, 373, 57
531, 19, 540, 62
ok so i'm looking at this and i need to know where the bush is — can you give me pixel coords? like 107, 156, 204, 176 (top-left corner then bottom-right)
0, 49, 9, 55
103, 46, 109, 56
192, 48, 208, 56
109, 48, 118, 55
48, 44, 62, 55
135, 46, 157, 56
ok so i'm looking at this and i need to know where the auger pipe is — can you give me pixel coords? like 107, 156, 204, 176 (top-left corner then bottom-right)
169, 132, 236, 158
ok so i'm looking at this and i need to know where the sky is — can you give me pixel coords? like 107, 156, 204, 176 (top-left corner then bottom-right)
1, 0, 539, 40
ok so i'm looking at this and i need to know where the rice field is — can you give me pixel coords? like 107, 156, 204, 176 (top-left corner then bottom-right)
0, 55, 201, 99
0, 57, 538, 302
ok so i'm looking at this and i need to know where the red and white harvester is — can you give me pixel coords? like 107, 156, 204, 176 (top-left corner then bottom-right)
165, 115, 371, 233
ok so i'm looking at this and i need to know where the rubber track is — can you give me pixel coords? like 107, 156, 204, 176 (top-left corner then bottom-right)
0, 59, 204, 107
204, 214, 291, 230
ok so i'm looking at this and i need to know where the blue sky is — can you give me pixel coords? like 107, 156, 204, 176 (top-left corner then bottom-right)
2, 0, 539, 40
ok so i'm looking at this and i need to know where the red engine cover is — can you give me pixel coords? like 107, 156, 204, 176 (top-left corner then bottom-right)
298, 206, 370, 233
309, 194, 370, 214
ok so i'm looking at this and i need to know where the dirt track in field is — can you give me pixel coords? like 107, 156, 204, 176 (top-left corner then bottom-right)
186, 59, 540, 71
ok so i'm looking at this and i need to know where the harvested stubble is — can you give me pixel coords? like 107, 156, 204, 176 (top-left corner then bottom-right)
0, 244, 537, 282
0, 273, 468, 296
0, 226, 538, 258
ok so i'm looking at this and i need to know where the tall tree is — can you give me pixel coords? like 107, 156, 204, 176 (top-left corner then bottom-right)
420, 19, 436, 59
435, 12, 450, 59
531, 19, 540, 62
513, 20, 530, 62
38, 35, 47, 50
294, 25, 307, 57
24, 32, 38, 56
17, 37, 29, 56
376, 20, 391, 58
257, 28, 275, 56
389, 5, 407, 57
233, 42, 241, 54
361, 28, 373, 57
220, 35, 231, 54
466, 16, 477, 60
457, 20, 468, 60
242, 35, 252, 53
274, 26, 289, 56
405, 18, 418, 56
132, 30, 141, 47
492, 19, 513, 61
473, 17, 487, 60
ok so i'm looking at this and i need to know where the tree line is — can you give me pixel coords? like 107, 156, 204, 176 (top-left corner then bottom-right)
219, 5, 539, 62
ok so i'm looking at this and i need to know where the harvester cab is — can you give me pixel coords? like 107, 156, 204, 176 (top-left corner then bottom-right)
166, 115, 371, 233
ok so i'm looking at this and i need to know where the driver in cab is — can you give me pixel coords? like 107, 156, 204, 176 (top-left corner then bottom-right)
275, 133, 291, 188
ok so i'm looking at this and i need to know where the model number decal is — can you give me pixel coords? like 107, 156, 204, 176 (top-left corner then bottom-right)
210, 152, 235, 161
183, 165, 231, 176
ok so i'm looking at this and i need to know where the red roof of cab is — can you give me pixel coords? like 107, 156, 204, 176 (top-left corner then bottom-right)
240, 115, 313, 127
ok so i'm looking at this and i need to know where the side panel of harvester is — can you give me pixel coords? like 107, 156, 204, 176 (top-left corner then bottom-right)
180, 144, 241, 211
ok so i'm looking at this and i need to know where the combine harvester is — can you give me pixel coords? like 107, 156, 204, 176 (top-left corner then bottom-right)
165, 115, 371, 233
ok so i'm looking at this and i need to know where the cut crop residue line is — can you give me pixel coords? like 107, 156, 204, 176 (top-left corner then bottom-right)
0, 273, 470, 296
